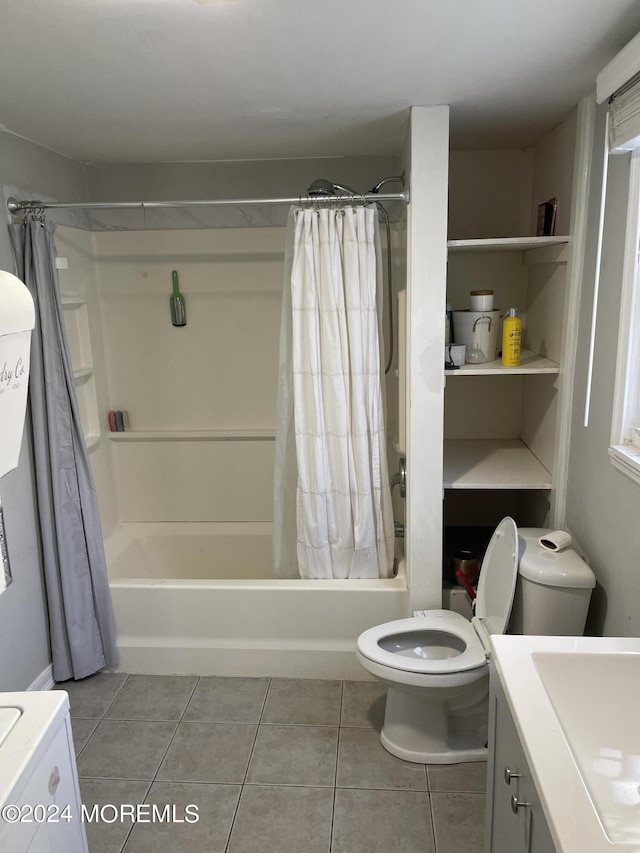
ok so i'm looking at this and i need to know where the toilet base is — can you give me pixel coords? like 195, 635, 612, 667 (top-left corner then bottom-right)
380, 685, 489, 765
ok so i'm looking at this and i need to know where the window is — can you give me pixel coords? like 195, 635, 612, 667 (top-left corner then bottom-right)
610, 148, 640, 484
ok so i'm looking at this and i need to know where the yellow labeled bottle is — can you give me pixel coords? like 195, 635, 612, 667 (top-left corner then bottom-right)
502, 308, 522, 367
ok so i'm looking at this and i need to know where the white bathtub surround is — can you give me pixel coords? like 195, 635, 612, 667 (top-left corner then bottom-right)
274, 205, 395, 580
105, 523, 407, 678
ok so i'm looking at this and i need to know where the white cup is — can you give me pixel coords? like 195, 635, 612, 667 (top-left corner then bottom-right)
470, 290, 494, 311
445, 344, 466, 367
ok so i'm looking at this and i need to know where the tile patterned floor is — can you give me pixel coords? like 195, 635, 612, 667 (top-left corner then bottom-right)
58, 673, 486, 853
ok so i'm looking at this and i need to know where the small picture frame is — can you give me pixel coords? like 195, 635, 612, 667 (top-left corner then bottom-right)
536, 197, 558, 237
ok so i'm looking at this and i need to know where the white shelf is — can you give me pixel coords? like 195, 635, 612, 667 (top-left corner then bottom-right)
108, 429, 276, 442
60, 296, 86, 307
444, 439, 552, 490
447, 236, 570, 254
445, 349, 559, 376
73, 367, 94, 383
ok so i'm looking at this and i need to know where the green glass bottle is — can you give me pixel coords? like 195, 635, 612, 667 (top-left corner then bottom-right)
170, 270, 186, 327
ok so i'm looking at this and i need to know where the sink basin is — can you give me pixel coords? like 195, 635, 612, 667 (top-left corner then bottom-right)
532, 651, 640, 845
0, 708, 21, 748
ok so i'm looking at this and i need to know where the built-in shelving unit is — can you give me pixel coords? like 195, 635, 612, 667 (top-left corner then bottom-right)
443, 440, 552, 490
445, 348, 559, 376
72, 367, 94, 383
443, 230, 570, 502
447, 236, 570, 254
61, 294, 100, 451
108, 429, 276, 441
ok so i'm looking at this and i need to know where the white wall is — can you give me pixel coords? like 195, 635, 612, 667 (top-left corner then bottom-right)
0, 131, 89, 689
86, 156, 402, 211
448, 149, 533, 239
530, 110, 577, 238
403, 106, 450, 611
565, 102, 640, 636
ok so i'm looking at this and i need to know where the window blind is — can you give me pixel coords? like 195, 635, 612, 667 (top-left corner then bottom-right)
609, 79, 640, 152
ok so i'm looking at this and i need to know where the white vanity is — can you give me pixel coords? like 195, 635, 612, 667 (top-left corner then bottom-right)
485, 635, 640, 853
0, 691, 88, 853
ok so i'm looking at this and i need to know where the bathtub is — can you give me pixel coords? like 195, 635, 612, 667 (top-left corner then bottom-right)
104, 522, 408, 679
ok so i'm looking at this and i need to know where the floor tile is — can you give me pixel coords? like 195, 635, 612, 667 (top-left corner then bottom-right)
56, 672, 128, 718
332, 788, 435, 853
79, 778, 150, 853
341, 680, 387, 729
106, 675, 198, 721
122, 782, 241, 853
430, 792, 486, 853
337, 728, 427, 791
227, 785, 333, 853
183, 676, 269, 723
70, 717, 100, 757
261, 678, 342, 725
246, 725, 338, 787
77, 720, 177, 780
427, 761, 488, 793
157, 722, 256, 783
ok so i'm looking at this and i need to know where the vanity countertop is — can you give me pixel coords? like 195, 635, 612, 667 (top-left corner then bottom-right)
0, 690, 69, 806
491, 635, 640, 853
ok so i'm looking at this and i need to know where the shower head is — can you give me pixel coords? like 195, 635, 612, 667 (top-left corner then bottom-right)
307, 179, 336, 197
306, 179, 360, 198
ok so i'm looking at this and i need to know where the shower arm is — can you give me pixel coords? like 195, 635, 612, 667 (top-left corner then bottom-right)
370, 174, 405, 194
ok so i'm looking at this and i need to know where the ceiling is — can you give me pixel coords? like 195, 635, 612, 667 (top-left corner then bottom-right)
2, 0, 640, 164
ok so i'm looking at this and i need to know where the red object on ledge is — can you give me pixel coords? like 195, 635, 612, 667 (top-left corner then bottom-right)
455, 568, 477, 601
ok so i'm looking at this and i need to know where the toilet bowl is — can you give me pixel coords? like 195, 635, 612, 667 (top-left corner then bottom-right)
357, 517, 596, 764
356, 610, 493, 763
357, 517, 520, 764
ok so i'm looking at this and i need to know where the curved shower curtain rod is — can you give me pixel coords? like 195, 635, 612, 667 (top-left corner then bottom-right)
6, 190, 408, 214
8, 177, 406, 375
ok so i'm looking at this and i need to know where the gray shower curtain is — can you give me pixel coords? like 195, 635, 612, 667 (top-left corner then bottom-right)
10, 219, 118, 681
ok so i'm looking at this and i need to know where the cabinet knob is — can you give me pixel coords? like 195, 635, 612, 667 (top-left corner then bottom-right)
48, 766, 61, 796
504, 766, 521, 785
511, 794, 529, 814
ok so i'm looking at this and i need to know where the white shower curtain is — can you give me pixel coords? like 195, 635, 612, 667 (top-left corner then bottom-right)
273, 205, 395, 579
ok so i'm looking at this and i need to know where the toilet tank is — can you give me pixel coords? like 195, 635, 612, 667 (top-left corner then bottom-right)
508, 528, 596, 636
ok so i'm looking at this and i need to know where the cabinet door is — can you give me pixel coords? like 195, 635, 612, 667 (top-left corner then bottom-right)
26, 823, 58, 853
1, 717, 88, 853
489, 690, 530, 853
488, 681, 557, 853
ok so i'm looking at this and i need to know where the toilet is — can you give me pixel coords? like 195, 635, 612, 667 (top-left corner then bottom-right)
356, 518, 596, 764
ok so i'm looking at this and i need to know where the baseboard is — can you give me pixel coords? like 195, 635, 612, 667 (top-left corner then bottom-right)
27, 663, 54, 691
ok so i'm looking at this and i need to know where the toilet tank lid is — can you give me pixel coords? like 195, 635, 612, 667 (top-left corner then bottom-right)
518, 537, 596, 589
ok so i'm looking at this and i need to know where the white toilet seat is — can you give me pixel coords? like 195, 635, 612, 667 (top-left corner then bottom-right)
355, 518, 520, 764
357, 611, 487, 674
